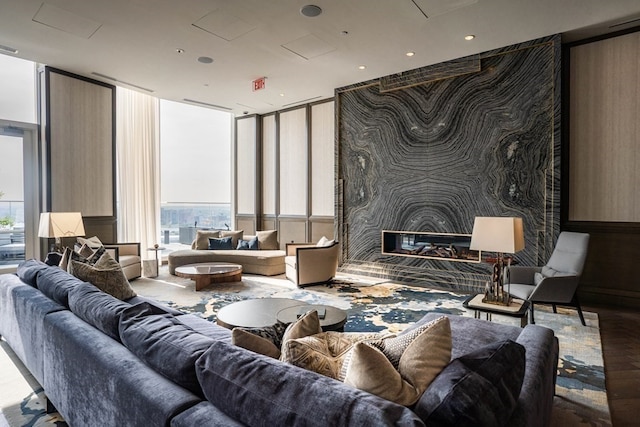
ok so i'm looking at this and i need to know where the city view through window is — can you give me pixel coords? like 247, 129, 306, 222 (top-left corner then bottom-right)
159, 99, 232, 247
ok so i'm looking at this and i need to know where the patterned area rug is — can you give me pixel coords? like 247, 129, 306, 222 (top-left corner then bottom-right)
0, 267, 610, 426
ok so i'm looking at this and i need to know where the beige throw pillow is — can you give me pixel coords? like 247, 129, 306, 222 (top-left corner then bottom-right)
343, 316, 452, 406
256, 230, 279, 250
194, 230, 221, 250
281, 331, 383, 379
77, 236, 103, 249
279, 310, 322, 356
232, 329, 282, 359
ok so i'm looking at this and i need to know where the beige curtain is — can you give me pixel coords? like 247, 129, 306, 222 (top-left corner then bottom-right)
116, 87, 160, 254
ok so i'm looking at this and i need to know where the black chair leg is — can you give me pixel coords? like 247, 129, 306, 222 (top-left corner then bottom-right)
573, 295, 586, 326
529, 302, 535, 325
552, 304, 557, 313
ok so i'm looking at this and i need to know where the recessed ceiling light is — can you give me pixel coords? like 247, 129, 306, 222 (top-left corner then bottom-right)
358, 65, 366, 70
198, 56, 214, 64
406, 51, 415, 57
300, 5, 322, 17
280, 93, 285, 97
176, 48, 185, 53
0, 44, 19, 54
464, 35, 475, 41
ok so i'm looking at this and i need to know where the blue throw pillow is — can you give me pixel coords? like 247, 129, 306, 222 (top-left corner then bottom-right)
415, 339, 526, 427
236, 236, 259, 250
208, 236, 233, 250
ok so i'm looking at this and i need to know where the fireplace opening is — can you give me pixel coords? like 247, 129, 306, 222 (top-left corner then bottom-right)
382, 230, 481, 263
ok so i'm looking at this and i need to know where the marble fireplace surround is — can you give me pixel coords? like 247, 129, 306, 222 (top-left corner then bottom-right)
335, 35, 561, 292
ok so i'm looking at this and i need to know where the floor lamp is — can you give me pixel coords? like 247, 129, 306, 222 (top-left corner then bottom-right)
38, 212, 86, 253
469, 217, 525, 305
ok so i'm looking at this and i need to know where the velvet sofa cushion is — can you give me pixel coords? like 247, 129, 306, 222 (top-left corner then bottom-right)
119, 302, 216, 396
208, 236, 233, 250
68, 282, 131, 342
195, 340, 425, 427
31, 262, 87, 308
414, 339, 526, 427
16, 258, 47, 287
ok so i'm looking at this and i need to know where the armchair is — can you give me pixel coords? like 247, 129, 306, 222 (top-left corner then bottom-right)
509, 231, 590, 325
285, 241, 339, 287
103, 242, 142, 281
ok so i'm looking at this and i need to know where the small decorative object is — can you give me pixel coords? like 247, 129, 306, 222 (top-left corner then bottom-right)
470, 217, 525, 306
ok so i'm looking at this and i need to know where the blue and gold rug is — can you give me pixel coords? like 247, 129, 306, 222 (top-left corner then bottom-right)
0, 267, 610, 426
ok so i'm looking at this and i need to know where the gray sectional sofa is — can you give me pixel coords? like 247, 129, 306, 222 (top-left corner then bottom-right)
0, 260, 559, 427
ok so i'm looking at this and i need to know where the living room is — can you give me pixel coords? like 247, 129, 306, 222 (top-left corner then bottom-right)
1, 1, 640, 426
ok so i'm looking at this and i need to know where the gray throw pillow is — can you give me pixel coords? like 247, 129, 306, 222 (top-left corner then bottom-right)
68, 251, 136, 300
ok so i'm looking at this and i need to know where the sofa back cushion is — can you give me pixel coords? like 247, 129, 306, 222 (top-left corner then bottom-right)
16, 259, 47, 287
31, 263, 86, 308
195, 340, 425, 427
68, 282, 131, 342
119, 303, 216, 396
414, 339, 526, 427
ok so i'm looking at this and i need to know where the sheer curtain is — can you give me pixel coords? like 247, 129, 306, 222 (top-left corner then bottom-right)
116, 87, 160, 254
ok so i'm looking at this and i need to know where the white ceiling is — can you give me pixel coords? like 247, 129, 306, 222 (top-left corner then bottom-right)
1, 0, 639, 116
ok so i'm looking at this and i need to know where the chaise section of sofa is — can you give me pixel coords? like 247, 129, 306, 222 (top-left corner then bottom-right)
168, 248, 285, 276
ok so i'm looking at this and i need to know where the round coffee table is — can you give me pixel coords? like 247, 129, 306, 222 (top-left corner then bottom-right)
277, 304, 348, 332
174, 262, 242, 291
216, 298, 306, 329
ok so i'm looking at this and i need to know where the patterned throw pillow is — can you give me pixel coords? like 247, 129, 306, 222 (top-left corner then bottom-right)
68, 251, 136, 300
342, 316, 452, 406
232, 321, 289, 359
281, 331, 383, 379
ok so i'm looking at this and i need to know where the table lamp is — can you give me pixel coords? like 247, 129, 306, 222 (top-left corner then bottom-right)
38, 212, 86, 253
469, 216, 524, 305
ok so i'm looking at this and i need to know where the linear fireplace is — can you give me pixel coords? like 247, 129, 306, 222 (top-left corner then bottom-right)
381, 230, 481, 263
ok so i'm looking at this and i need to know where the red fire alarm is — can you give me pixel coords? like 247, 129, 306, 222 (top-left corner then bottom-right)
252, 77, 266, 91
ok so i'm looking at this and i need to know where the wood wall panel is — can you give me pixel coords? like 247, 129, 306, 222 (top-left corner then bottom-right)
236, 117, 257, 215
48, 71, 114, 217
278, 219, 307, 248
310, 220, 334, 242
262, 115, 277, 215
311, 101, 335, 216
236, 217, 256, 235
279, 108, 307, 216
569, 32, 640, 222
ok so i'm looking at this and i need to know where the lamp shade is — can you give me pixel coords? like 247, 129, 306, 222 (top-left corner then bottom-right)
469, 217, 524, 254
38, 212, 86, 238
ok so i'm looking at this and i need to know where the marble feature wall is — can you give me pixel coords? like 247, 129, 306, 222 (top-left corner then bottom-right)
336, 36, 561, 291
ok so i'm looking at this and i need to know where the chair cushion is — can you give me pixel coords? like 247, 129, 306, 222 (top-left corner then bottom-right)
415, 339, 526, 427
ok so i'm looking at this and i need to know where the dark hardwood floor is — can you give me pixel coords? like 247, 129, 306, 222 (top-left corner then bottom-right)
583, 303, 640, 427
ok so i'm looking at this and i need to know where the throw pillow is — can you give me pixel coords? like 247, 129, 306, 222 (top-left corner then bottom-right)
194, 230, 221, 250
58, 246, 72, 271
256, 230, 279, 250
281, 331, 384, 379
77, 235, 103, 249
415, 339, 526, 427
220, 230, 243, 249
231, 320, 289, 359
208, 236, 233, 250
316, 236, 335, 247
280, 310, 323, 350
68, 251, 136, 300
343, 316, 452, 406
77, 243, 95, 258
236, 236, 259, 250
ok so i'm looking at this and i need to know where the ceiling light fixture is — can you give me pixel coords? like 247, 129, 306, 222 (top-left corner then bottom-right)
464, 35, 475, 41
176, 48, 185, 53
300, 5, 322, 17
280, 93, 285, 97
406, 51, 415, 57
358, 65, 366, 70
0, 44, 19, 54
198, 56, 214, 64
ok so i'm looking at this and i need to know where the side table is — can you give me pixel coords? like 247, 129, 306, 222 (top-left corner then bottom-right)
277, 304, 348, 332
146, 246, 166, 278
463, 294, 530, 327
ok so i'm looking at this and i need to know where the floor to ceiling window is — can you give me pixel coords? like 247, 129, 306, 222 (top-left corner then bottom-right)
0, 53, 37, 268
159, 100, 232, 247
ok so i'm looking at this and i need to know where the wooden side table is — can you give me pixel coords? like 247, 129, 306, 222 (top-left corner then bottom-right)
463, 294, 530, 327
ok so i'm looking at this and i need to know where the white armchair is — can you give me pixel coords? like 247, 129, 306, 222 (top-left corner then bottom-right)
285, 241, 339, 287
509, 231, 590, 325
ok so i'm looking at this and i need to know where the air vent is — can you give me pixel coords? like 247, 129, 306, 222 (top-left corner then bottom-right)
282, 96, 322, 108
91, 72, 154, 92
183, 98, 232, 111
